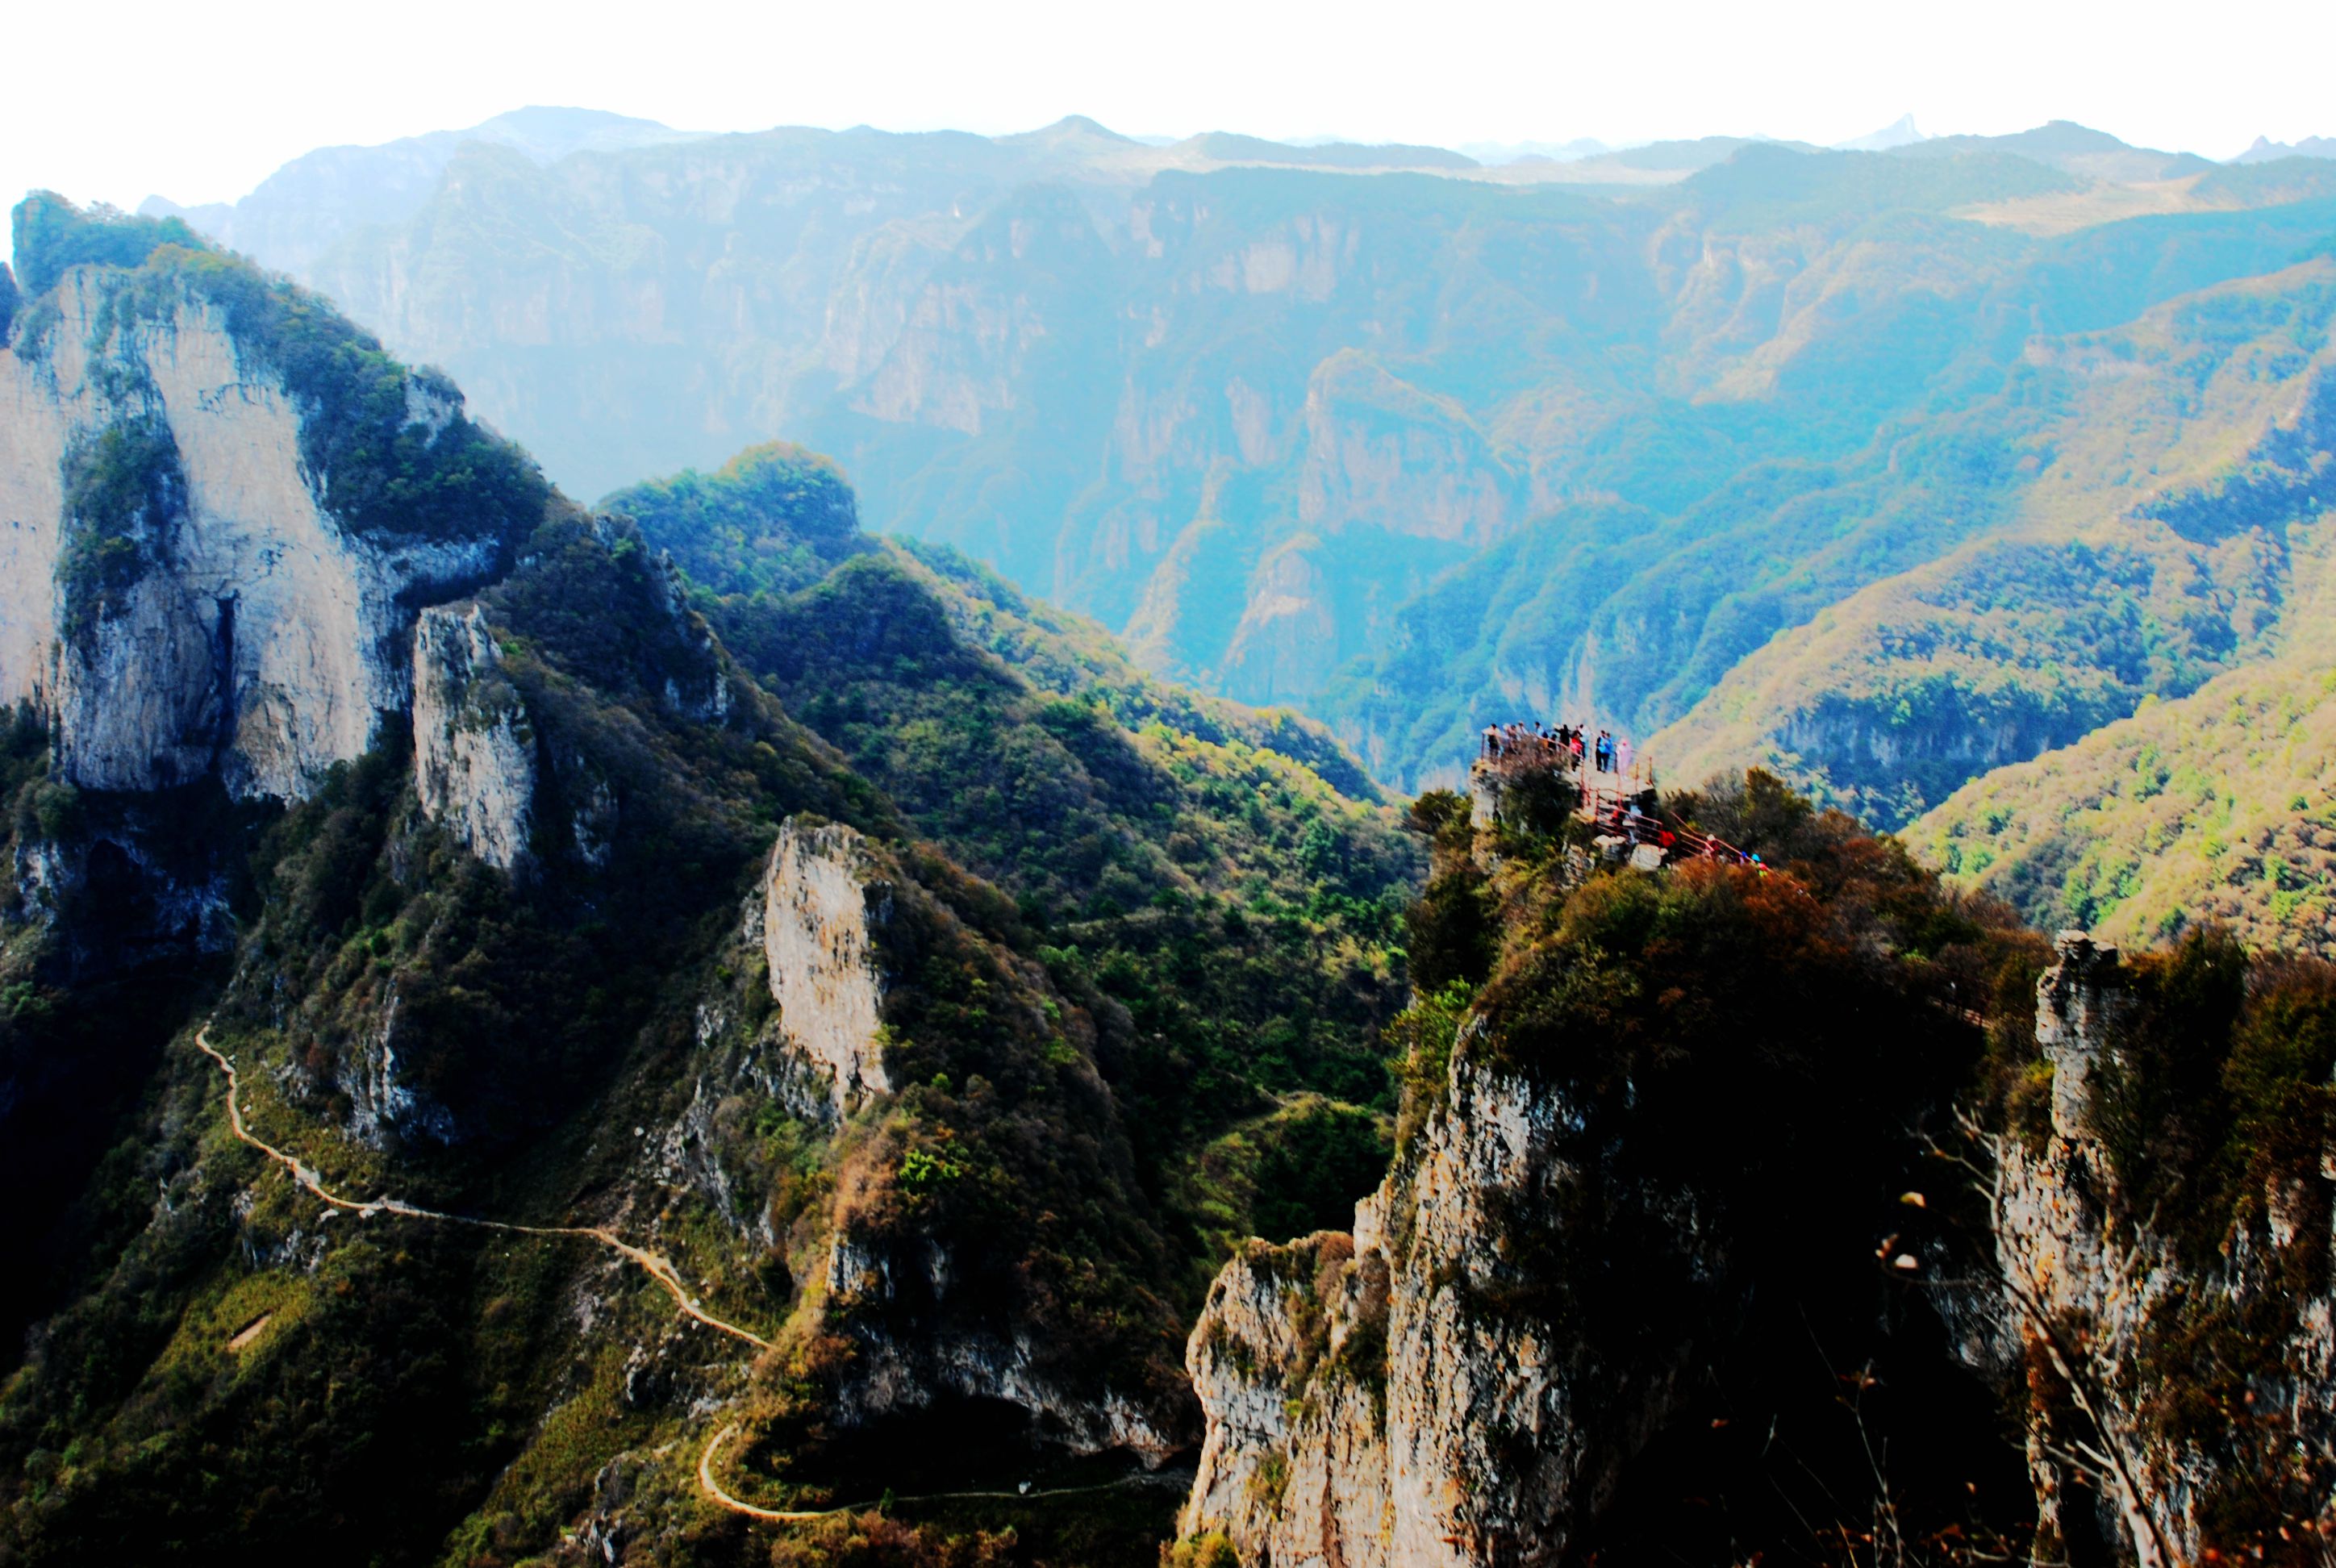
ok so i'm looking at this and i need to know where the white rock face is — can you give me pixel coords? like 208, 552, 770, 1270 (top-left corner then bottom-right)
761, 818, 894, 1114
1182, 1031, 1683, 1567
1183, 1232, 1392, 1557
412, 603, 536, 871
0, 269, 505, 799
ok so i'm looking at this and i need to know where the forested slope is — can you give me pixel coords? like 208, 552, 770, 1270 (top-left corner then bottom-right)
149, 114, 2336, 808
1654, 259, 2336, 827
0, 201, 1418, 1566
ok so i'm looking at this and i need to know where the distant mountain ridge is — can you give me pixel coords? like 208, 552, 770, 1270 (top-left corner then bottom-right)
1833, 112, 1926, 152
113, 109, 2336, 957
1892, 118, 2214, 182
2234, 133, 2336, 163
139, 106, 704, 271
133, 109, 2293, 290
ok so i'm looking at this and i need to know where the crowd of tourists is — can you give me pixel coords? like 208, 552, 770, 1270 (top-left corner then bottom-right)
1474, 718, 1767, 874
1479, 720, 1642, 776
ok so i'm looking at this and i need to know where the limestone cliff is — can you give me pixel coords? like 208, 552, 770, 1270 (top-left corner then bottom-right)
411, 603, 536, 872
0, 258, 522, 802
759, 818, 895, 1116
1183, 908, 2336, 1567
660, 814, 1191, 1465
1295, 353, 1513, 549
1181, 1025, 1704, 1567
1981, 932, 2336, 1566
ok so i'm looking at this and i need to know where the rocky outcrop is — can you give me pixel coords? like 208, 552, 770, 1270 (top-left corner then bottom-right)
1295, 353, 1513, 548
822, 1223, 1183, 1462
1181, 1031, 1707, 1566
1183, 923, 2336, 1567
644, 548, 730, 723
0, 267, 508, 801
412, 603, 536, 872
761, 818, 895, 1116
1182, 1231, 1391, 1556
343, 981, 461, 1146
1982, 932, 2336, 1567
681, 820, 1194, 1466
1988, 932, 2178, 1565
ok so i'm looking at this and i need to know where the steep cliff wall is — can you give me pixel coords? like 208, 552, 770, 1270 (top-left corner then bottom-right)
1295, 353, 1513, 548
667, 813, 1194, 1467
1182, 1031, 1706, 1567
1984, 932, 2336, 1566
1179, 776, 2098, 1567
411, 603, 536, 872
1183, 901, 2336, 1568
0, 261, 519, 801
760, 817, 895, 1115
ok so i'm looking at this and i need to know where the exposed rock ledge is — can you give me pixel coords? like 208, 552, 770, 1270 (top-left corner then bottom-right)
0, 268, 506, 800
761, 818, 895, 1115
823, 1231, 1183, 1464
412, 603, 536, 872
1180, 1033, 1675, 1567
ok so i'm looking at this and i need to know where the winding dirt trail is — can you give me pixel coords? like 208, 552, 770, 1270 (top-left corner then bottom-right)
195, 1026, 772, 1351
695, 1424, 1172, 1524
198, 1025, 1163, 1528
698, 1425, 845, 1523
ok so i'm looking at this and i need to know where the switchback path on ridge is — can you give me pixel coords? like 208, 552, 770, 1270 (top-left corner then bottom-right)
695, 1424, 1177, 1524
194, 1025, 772, 1351
197, 1024, 1173, 1527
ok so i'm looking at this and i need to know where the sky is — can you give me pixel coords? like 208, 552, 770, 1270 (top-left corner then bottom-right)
6, 0, 2335, 241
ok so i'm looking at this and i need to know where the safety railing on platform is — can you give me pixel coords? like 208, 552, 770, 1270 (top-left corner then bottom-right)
1471, 745, 1768, 873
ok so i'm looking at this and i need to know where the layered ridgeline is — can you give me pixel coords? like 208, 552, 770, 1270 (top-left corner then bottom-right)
1888, 345, 2336, 950
9, 190, 2335, 1568
140, 113, 2336, 828
0, 198, 1417, 1566
1172, 768, 2336, 1568
1652, 257, 2336, 846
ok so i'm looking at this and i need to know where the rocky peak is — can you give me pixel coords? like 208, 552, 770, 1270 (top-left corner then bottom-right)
760, 817, 895, 1115
2036, 928, 2132, 1139
0, 219, 533, 803
1987, 932, 2182, 1565
411, 603, 536, 873
1179, 1015, 1699, 1566
1984, 928, 2336, 1567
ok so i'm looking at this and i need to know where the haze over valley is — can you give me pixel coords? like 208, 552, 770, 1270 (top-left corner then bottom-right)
113, 101, 2336, 947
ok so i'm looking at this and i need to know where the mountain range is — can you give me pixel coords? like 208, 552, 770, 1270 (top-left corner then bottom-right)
2235, 134, 2336, 165
118, 106, 2336, 952
0, 199, 1421, 1562
6, 174, 2336, 1567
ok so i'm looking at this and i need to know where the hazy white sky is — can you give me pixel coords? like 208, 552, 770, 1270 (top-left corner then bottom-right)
6, 0, 2334, 233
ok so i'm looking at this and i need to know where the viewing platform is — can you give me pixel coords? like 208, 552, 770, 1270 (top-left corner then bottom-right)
1467, 730, 1762, 872
1469, 748, 1654, 826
